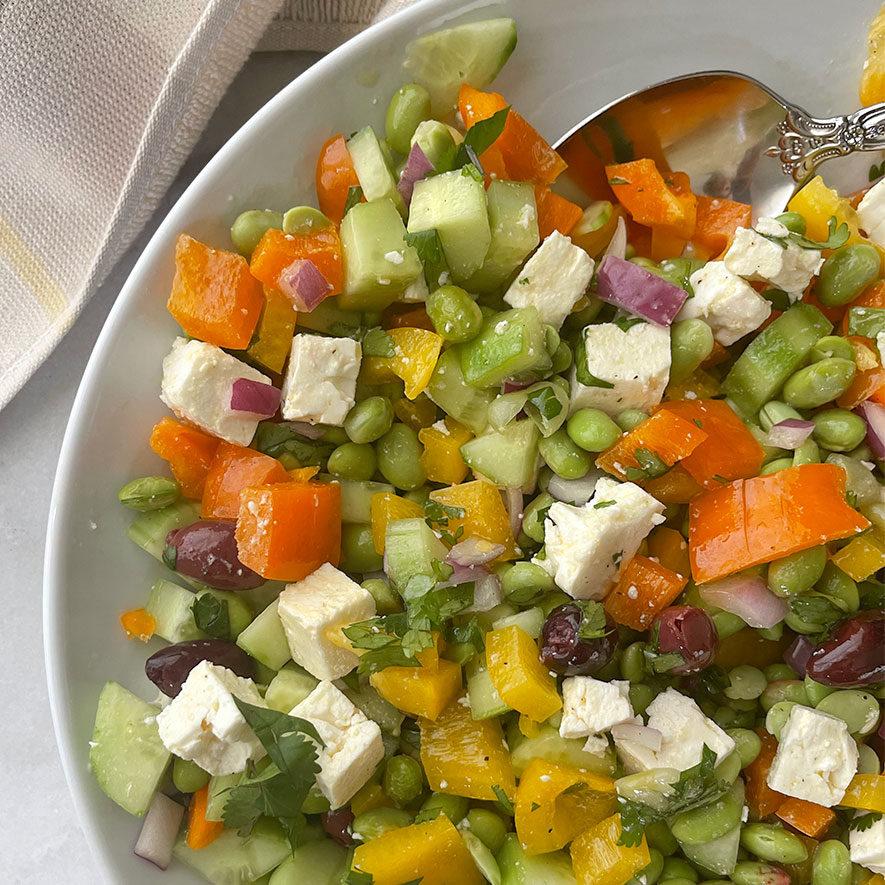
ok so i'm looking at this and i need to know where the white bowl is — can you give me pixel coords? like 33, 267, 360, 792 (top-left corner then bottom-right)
45, 0, 880, 881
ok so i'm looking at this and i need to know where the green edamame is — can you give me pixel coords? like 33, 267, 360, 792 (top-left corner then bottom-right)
328, 442, 377, 481
659, 857, 699, 881
741, 824, 808, 864
345, 396, 395, 444
714, 751, 743, 784
566, 408, 622, 452
759, 457, 794, 475
713, 706, 742, 730
383, 754, 424, 806
282, 205, 332, 235
857, 742, 881, 774
758, 623, 784, 642
538, 428, 593, 479
361, 578, 403, 614
725, 665, 767, 700
811, 409, 868, 452
813, 840, 852, 885
758, 400, 803, 432
669, 319, 715, 384
118, 476, 180, 511
341, 523, 383, 573
767, 545, 828, 597
385, 84, 432, 155
816, 244, 881, 307
419, 792, 469, 824
825, 454, 881, 507
782, 358, 856, 409
816, 689, 881, 736
727, 728, 763, 768
520, 492, 554, 544
765, 701, 799, 740
551, 341, 573, 374
376, 424, 425, 490
761, 680, 809, 712
301, 783, 331, 813
712, 610, 747, 639
426, 286, 483, 342
804, 676, 837, 706
351, 806, 413, 841
501, 560, 555, 602
620, 642, 647, 684
629, 683, 656, 717
230, 209, 283, 257
658, 879, 695, 885
464, 808, 508, 854
764, 663, 797, 682
732, 862, 792, 885
630, 848, 664, 885
793, 438, 821, 466
816, 562, 860, 614
644, 821, 678, 857
810, 335, 855, 363
616, 409, 650, 431
172, 757, 210, 793
775, 211, 807, 234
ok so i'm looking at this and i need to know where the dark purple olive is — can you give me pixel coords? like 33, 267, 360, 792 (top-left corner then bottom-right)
540, 603, 618, 676
145, 639, 255, 697
655, 605, 717, 674
165, 520, 263, 590
806, 610, 885, 686
321, 808, 355, 847
784, 634, 814, 676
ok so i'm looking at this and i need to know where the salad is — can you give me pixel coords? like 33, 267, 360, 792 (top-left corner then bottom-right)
89, 14, 885, 885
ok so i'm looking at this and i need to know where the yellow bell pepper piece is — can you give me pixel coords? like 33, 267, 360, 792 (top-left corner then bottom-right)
571, 814, 650, 885
420, 694, 516, 801
518, 714, 541, 738
486, 625, 562, 721
419, 418, 474, 485
515, 759, 617, 856
831, 534, 885, 581
787, 176, 865, 245
862, 876, 885, 885
370, 493, 425, 554
840, 774, 885, 813
394, 394, 438, 431
861, 5, 885, 105
246, 286, 297, 374
351, 813, 483, 885
430, 480, 519, 561
388, 327, 444, 400
665, 367, 721, 402
350, 782, 393, 817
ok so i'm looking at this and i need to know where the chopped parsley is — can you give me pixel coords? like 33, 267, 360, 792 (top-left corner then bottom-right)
593, 499, 616, 509
423, 499, 466, 545
758, 215, 849, 251
492, 785, 515, 815
608, 177, 630, 186
625, 448, 670, 482
576, 600, 612, 640
361, 326, 396, 358
343, 185, 363, 215
849, 812, 883, 832
404, 228, 450, 290
191, 594, 230, 640
614, 315, 646, 332
576, 339, 615, 389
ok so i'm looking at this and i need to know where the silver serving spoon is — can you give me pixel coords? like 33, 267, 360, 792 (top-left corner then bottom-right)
554, 71, 885, 218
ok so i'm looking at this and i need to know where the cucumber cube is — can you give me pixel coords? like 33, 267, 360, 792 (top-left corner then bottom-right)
497, 833, 576, 885
295, 296, 363, 336
460, 419, 540, 489
347, 126, 406, 216
127, 499, 201, 561
493, 606, 544, 638
426, 347, 494, 434
466, 657, 511, 720
205, 771, 242, 822
264, 664, 319, 713
383, 517, 448, 591
236, 599, 291, 671
410, 119, 456, 170
509, 724, 616, 777
268, 839, 347, 885
337, 478, 395, 524
145, 578, 202, 643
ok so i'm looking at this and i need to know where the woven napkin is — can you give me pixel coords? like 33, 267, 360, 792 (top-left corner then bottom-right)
0, 0, 414, 411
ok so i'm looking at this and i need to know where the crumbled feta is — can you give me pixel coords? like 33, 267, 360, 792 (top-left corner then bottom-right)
679, 261, 771, 345
160, 337, 271, 445
534, 478, 665, 600
277, 563, 376, 681
570, 321, 671, 416
504, 231, 595, 330
850, 812, 885, 874
858, 178, 885, 247
766, 705, 858, 806
156, 660, 266, 776
281, 333, 361, 426
290, 681, 384, 809
384, 250, 405, 265
559, 677, 634, 739
401, 272, 429, 303
582, 734, 611, 756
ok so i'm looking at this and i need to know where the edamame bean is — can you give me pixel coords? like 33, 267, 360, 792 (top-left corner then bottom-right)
767, 545, 828, 597
538, 428, 593, 478
725, 665, 767, 700
758, 399, 803, 432
757, 623, 784, 642
629, 848, 664, 885
740, 824, 809, 864
328, 442, 377, 481
383, 754, 424, 806
713, 706, 741, 730
566, 408, 622, 452
345, 396, 395, 444
282, 205, 331, 235
645, 820, 678, 857
630, 683, 656, 716
658, 879, 694, 885
765, 701, 799, 740
464, 808, 508, 854
659, 857, 699, 881
825, 453, 881, 506
813, 840, 852, 885
670, 319, 715, 384
301, 783, 331, 813
811, 409, 867, 452
857, 742, 881, 774
727, 728, 763, 768
419, 792, 469, 824
361, 578, 403, 614
782, 358, 856, 409
620, 642, 647, 683
811, 335, 855, 363
502, 561, 555, 602
816, 244, 881, 307
341, 523, 383, 573
351, 806, 413, 841
322, 426, 349, 446
672, 791, 743, 844
551, 341, 573, 374
816, 690, 881, 736
759, 457, 794, 475
732, 862, 792, 885
521, 492, 554, 544
377, 424, 425, 490
793, 438, 821, 466
385, 84, 432, 155
426, 285, 483, 342
714, 751, 743, 784
712, 610, 746, 639
230, 209, 282, 257
616, 409, 650, 431
118, 476, 180, 511
816, 562, 859, 614
172, 757, 210, 793
775, 211, 807, 234
761, 680, 809, 712
804, 676, 837, 706
764, 664, 798, 682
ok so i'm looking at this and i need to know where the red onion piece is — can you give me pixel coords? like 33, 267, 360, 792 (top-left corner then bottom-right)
602, 216, 627, 260
503, 487, 524, 539
397, 143, 434, 206
502, 379, 533, 394
766, 418, 815, 450
285, 420, 326, 440
466, 571, 504, 613
278, 258, 332, 311
596, 255, 688, 326
445, 535, 506, 568
698, 574, 788, 629
784, 634, 814, 676
856, 401, 885, 459
230, 378, 281, 418
134, 793, 185, 870
610, 722, 662, 751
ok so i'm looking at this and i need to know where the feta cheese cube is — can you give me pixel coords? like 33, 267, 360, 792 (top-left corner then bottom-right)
160, 337, 271, 445
559, 677, 634, 739
281, 333, 361, 425
290, 681, 384, 809
277, 563, 375, 681
156, 660, 266, 776
504, 231, 595, 330
724, 217, 822, 294
679, 261, 771, 345
535, 477, 665, 600
766, 705, 858, 806
850, 813, 885, 875
858, 178, 885, 247
570, 321, 670, 416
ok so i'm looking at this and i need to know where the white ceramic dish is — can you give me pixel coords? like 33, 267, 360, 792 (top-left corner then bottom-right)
45, 0, 881, 881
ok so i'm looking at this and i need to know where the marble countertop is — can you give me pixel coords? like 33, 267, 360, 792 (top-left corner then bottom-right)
0, 50, 320, 883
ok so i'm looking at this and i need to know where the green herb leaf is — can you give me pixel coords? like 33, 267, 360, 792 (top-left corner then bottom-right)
790, 215, 850, 251
161, 543, 177, 571
464, 107, 510, 157
576, 340, 615, 389
448, 616, 486, 654
692, 419, 703, 429
192, 594, 231, 640
531, 801, 541, 812
612, 550, 623, 566
593, 499, 616, 509
608, 177, 629, 186
460, 161, 483, 181
362, 326, 396, 358
253, 423, 335, 468
343, 185, 364, 216
519, 277, 530, 285
526, 385, 564, 422
614, 315, 646, 332
625, 448, 670, 482
405, 228, 451, 290
492, 784, 514, 815
576, 600, 611, 640
849, 812, 883, 832
789, 593, 844, 631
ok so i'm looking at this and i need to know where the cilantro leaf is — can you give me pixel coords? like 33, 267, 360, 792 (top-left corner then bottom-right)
423, 499, 466, 544
525, 385, 564, 422
253, 423, 335, 468
614, 315, 646, 332
460, 161, 483, 181
576, 340, 614, 389
759, 215, 850, 251
789, 594, 844, 631
192, 594, 231, 640
447, 616, 486, 655
362, 326, 396, 358
608, 177, 629, 186
405, 228, 450, 290
492, 784, 514, 815
576, 600, 611, 640
593, 499, 616, 509
849, 812, 883, 832
161, 543, 177, 570
625, 448, 670, 482
440, 106, 510, 175
343, 185, 364, 216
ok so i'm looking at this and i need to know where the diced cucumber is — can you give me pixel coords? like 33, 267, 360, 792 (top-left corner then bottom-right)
497, 833, 576, 885
408, 169, 491, 283
383, 517, 448, 591
493, 606, 544, 638
89, 682, 170, 816
205, 771, 242, 822
343, 681, 405, 735
201, 589, 253, 639
462, 828, 502, 885
467, 656, 511, 720
268, 839, 348, 885
236, 599, 291, 670
347, 126, 406, 216
264, 664, 319, 713
460, 419, 540, 489
426, 347, 494, 434
411, 119, 456, 169
339, 199, 422, 310
679, 779, 745, 876
173, 817, 291, 885
403, 17, 518, 116
295, 296, 363, 336
145, 578, 202, 643
460, 307, 551, 388
509, 725, 617, 777
335, 478, 395, 524
463, 181, 540, 293
127, 499, 201, 561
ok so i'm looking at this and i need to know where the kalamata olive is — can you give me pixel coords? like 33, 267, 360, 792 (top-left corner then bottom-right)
540, 603, 618, 676
145, 639, 255, 697
655, 605, 717, 674
806, 610, 885, 686
783, 634, 814, 676
321, 808, 355, 847
165, 520, 263, 590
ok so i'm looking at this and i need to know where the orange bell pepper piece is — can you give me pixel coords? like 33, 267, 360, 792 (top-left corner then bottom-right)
315, 134, 360, 225
430, 480, 519, 560
642, 465, 704, 504
745, 731, 787, 818
689, 464, 870, 584
186, 785, 224, 850
120, 608, 156, 642
149, 416, 220, 500
535, 185, 583, 238
840, 774, 885, 813
646, 526, 691, 578
288, 466, 319, 483
201, 441, 291, 520
571, 814, 651, 885
776, 797, 836, 838
604, 554, 688, 631
558, 131, 615, 201
250, 226, 343, 297
419, 418, 473, 486
167, 234, 264, 350
650, 225, 688, 263
246, 285, 297, 374
370, 492, 425, 554
691, 195, 752, 259
235, 481, 341, 581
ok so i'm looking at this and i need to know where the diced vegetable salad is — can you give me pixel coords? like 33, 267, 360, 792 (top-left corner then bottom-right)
91, 15, 885, 885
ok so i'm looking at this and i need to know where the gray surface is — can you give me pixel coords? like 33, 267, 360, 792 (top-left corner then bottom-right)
0, 50, 320, 884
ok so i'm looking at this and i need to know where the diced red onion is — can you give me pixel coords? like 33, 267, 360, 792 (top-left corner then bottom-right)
784, 634, 814, 676
466, 571, 504, 613
856, 401, 885, 459
134, 793, 185, 870
698, 574, 788, 629
502, 379, 533, 394
503, 487, 524, 539
230, 378, 281, 418
610, 722, 662, 751
285, 420, 326, 439
278, 258, 332, 311
597, 255, 688, 326
397, 143, 434, 206
547, 470, 603, 506
765, 418, 815, 450
602, 216, 627, 260
444, 562, 491, 586
446, 535, 506, 568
